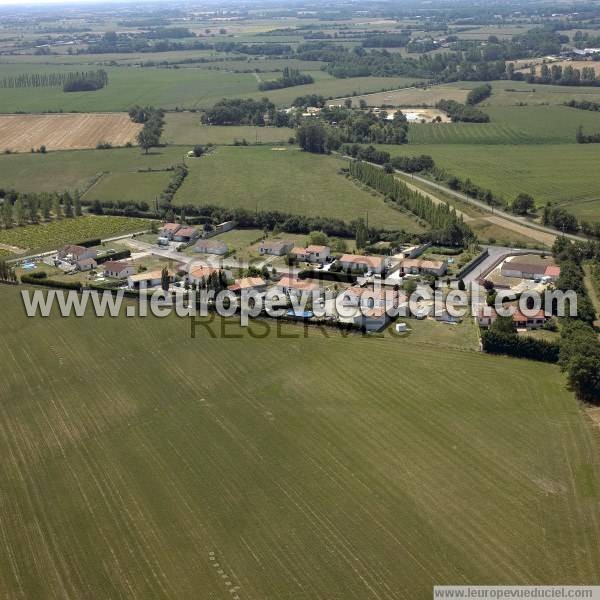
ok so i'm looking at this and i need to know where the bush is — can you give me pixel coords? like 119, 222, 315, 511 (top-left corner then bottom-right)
482, 329, 560, 363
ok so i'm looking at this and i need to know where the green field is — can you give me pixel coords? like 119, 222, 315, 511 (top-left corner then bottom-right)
388, 143, 600, 221
0, 285, 599, 598
0, 146, 185, 193
174, 145, 425, 232
0, 61, 422, 112
0, 215, 151, 253
83, 171, 174, 204
163, 114, 295, 145
409, 105, 600, 145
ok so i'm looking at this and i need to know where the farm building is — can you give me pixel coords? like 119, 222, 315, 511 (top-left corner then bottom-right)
76, 258, 97, 272
259, 240, 294, 256
216, 220, 235, 234
103, 260, 135, 279
58, 245, 97, 262
228, 277, 268, 295
339, 254, 385, 274
500, 256, 560, 281
290, 245, 331, 264
173, 226, 200, 243
275, 275, 322, 298
193, 239, 228, 255
399, 258, 447, 277
159, 223, 181, 240
128, 270, 174, 289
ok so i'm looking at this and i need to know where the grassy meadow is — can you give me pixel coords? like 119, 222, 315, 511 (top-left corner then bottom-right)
163, 114, 295, 145
0, 285, 599, 598
83, 171, 174, 205
389, 143, 600, 220
174, 145, 425, 232
0, 146, 185, 193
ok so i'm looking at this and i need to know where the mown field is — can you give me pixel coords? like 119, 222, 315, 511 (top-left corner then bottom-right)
0, 285, 599, 598
0, 215, 151, 253
83, 171, 174, 205
163, 114, 295, 145
174, 145, 425, 232
388, 143, 600, 221
0, 146, 185, 193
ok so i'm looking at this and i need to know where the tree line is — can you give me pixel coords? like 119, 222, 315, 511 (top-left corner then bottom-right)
1, 191, 82, 229
348, 160, 475, 246
437, 99, 490, 122
258, 67, 314, 91
128, 106, 165, 154
63, 70, 108, 92
0, 69, 107, 89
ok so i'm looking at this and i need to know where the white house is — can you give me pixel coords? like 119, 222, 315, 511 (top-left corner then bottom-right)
103, 260, 136, 279
399, 258, 447, 277
159, 223, 181, 239
58, 245, 97, 262
128, 269, 174, 289
290, 244, 331, 264
193, 239, 228, 255
228, 276, 268, 295
76, 257, 97, 271
338, 254, 385, 274
476, 307, 547, 330
258, 240, 294, 256
275, 275, 322, 298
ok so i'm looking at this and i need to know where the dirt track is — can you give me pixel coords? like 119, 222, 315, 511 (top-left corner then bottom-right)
0, 113, 142, 152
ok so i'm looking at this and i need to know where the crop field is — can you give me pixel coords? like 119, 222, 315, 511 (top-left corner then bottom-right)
174, 145, 425, 232
388, 143, 600, 220
0, 146, 185, 193
0, 215, 151, 253
83, 171, 174, 205
0, 113, 142, 152
408, 105, 600, 144
0, 285, 599, 598
340, 82, 474, 107
163, 114, 295, 145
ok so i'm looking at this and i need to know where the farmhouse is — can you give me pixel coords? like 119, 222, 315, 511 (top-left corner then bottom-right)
76, 258, 97, 272
173, 226, 200, 243
159, 223, 181, 239
193, 239, 228, 255
259, 240, 294, 256
343, 285, 399, 309
339, 254, 385, 274
228, 277, 268, 295
58, 245, 97, 262
276, 275, 322, 298
290, 245, 331, 264
128, 269, 175, 289
103, 260, 135, 279
399, 258, 447, 277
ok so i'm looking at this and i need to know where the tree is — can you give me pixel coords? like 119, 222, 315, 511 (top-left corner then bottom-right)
359, 99, 367, 109
63, 192, 74, 218
296, 121, 327, 153
457, 279, 466, 291
491, 314, 516, 334
511, 193, 535, 215
307, 230, 329, 246
355, 218, 368, 250
73, 190, 82, 217
40, 194, 51, 220
137, 128, 160, 154
27, 195, 39, 223
344, 98, 352, 109
1, 199, 13, 229
53, 194, 62, 219
0, 259, 16, 282
14, 197, 26, 226
161, 267, 170, 292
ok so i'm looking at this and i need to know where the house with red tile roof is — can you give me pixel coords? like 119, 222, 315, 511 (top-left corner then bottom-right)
338, 254, 385, 274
